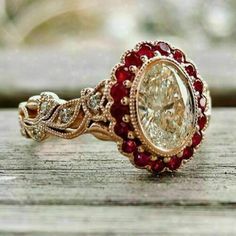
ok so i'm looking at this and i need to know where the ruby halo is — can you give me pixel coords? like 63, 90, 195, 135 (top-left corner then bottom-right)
109, 41, 210, 174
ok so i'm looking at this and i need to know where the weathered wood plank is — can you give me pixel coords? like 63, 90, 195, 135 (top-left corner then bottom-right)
0, 205, 235, 236
0, 109, 236, 206
0, 46, 236, 107
0, 108, 235, 235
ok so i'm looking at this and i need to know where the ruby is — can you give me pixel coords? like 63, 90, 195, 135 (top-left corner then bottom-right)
173, 49, 185, 63
198, 95, 207, 111
137, 43, 154, 58
167, 156, 182, 170
182, 147, 194, 159
110, 103, 129, 121
185, 64, 197, 77
198, 114, 207, 130
115, 66, 134, 83
110, 83, 128, 102
194, 79, 203, 93
122, 140, 137, 153
125, 51, 143, 68
114, 122, 130, 139
133, 151, 151, 167
151, 160, 165, 173
154, 42, 171, 56
192, 131, 202, 147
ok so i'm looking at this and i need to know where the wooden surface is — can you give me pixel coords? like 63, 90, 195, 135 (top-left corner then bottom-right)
0, 45, 236, 107
0, 108, 236, 235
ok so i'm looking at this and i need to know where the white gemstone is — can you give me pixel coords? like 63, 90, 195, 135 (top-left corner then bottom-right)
59, 108, 73, 123
40, 101, 49, 114
137, 59, 195, 154
88, 92, 101, 111
31, 127, 43, 141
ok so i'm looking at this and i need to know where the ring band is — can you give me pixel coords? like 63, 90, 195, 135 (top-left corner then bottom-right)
19, 41, 211, 174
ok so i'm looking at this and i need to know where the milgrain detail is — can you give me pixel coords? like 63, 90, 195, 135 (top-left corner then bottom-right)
18, 41, 211, 174
129, 57, 198, 157
18, 80, 115, 142
108, 41, 211, 173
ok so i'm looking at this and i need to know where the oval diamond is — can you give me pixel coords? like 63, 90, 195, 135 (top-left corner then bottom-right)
136, 58, 196, 155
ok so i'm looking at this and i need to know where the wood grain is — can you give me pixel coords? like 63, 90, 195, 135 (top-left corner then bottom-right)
0, 108, 235, 235
0, 46, 236, 107
0, 206, 235, 236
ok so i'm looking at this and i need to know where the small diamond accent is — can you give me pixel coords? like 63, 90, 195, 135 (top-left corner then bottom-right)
39, 94, 57, 116
59, 108, 73, 123
31, 126, 44, 141
40, 101, 50, 115
88, 92, 101, 111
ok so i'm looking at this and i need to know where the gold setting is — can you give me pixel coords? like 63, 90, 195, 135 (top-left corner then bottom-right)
129, 57, 198, 157
18, 40, 211, 173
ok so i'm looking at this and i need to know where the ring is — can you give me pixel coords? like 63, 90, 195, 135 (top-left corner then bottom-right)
19, 41, 211, 173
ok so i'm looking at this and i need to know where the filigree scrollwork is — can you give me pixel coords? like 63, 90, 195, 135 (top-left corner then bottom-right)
18, 80, 115, 142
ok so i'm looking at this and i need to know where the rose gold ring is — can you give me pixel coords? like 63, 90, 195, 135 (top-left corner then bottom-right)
18, 41, 211, 174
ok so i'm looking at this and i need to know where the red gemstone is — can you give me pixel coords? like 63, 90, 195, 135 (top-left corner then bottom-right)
185, 64, 197, 77
194, 79, 203, 93
137, 43, 154, 58
122, 140, 137, 153
182, 147, 194, 159
192, 132, 202, 147
110, 83, 128, 102
110, 103, 129, 121
125, 51, 142, 68
151, 160, 165, 173
173, 49, 185, 63
154, 42, 171, 56
198, 95, 207, 111
114, 122, 130, 139
167, 156, 182, 170
198, 114, 207, 130
134, 151, 151, 167
115, 66, 134, 83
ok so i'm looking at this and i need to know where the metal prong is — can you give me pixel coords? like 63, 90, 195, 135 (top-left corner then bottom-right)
150, 155, 158, 161
154, 51, 161, 57
122, 114, 130, 123
123, 80, 132, 88
121, 97, 129, 106
137, 146, 144, 153
129, 65, 139, 74
163, 157, 171, 163
128, 131, 135, 139
177, 151, 183, 158
140, 55, 148, 63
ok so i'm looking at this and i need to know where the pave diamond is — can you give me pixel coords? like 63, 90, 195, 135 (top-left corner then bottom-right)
137, 59, 195, 154
88, 92, 101, 111
31, 126, 44, 141
40, 101, 50, 115
59, 108, 73, 123
39, 93, 60, 116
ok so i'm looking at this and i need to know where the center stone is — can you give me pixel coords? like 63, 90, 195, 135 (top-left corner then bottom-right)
136, 59, 195, 154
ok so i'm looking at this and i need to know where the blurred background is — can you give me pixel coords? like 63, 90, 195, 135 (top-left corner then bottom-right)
0, 0, 235, 107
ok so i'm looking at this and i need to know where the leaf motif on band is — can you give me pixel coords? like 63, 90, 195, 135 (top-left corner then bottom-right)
18, 80, 112, 141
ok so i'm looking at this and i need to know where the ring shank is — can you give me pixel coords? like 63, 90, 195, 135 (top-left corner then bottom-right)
18, 81, 116, 142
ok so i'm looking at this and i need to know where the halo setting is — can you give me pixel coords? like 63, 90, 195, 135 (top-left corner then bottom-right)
18, 41, 211, 174
110, 41, 211, 173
